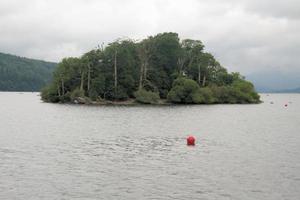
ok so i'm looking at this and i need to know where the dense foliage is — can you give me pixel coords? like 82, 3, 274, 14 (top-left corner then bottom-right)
41, 32, 260, 104
0, 52, 56, 91
134, 89, 160, 104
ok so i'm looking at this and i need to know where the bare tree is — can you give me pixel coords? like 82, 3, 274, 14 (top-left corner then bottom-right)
198, 64, 201, 85
80, 69, 84, 91
138, 41, 153, 89
177, 57, 185, 75
87, 62, 91, 92
114, 50, 118, 93
202, 74, 206, 87
61, 79, 65, 95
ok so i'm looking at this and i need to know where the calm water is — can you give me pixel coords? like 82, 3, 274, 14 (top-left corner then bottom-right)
0, 92, 299, 200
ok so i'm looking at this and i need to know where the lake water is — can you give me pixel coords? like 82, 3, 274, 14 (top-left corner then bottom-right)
0, 92, 299, 200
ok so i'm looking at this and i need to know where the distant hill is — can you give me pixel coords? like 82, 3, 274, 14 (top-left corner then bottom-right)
246, 70, 300, 93
0, 52, 57, 91
274, 87, 300, 93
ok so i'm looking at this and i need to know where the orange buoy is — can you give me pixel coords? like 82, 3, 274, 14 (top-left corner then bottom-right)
187, 136, 196, 146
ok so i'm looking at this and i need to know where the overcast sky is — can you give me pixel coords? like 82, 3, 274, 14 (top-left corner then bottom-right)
0, 0, 299, 75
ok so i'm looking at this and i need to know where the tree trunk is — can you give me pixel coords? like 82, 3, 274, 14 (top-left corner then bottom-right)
61, 79, 65, 95
80, 71, 84, 91
139, 63, 144, 89
114, 50, 118, 94
87, 63, 91, 92
57, 86, 61, 97
144, 60, 148, 83
202, 75, 206, 87
138, 46, 151, 90
198, 64, 201, 84
177, 57, 183, 75
188, 57, 194, 69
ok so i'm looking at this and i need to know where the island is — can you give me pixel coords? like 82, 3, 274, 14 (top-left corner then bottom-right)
41, 32, 260, 105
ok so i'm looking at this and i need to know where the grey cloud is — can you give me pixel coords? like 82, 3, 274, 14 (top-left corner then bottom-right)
245, 0, 300, 19
0, 0, 299, 77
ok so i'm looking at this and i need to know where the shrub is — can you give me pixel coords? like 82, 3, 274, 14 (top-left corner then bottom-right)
70, 88, 85, 102
167, 77, 201, 103
190, 90, 205, 103
114, 87, 129, 100
198, 87, 215, 103
134, 89, 160, 104
231, 80, 260, 103
41, 85, 59, 103
210, 79, 261, 104
88, 89, 99, 101
59, 92, 71, 103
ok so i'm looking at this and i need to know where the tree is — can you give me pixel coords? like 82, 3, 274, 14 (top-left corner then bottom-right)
180, 39, 204, 77
146, 32, 182, 98
41, 32, 260, 104
137, 38, 154, 90
167, 77, 202, 103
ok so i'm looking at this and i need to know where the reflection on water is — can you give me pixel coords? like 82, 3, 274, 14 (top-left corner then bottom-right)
0, 92, 299, 199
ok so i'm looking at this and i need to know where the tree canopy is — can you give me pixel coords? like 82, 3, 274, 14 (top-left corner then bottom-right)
41, 32, 260, 104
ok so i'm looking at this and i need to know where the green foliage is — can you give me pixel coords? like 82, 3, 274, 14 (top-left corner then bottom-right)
134, 89, 160, 104
140, 32, 182, 98
167, 77, 202, 103
113, 86, 129, 100
0, 52, 56, 91
41, 85, 59, 103
70, 88, 85, 101
167, 78, 215, 104
89, 75, 105, 100
198, 87, 215, 103
41, 32, 260, 104
231, 79, 260, 103
210, 79, 260, 104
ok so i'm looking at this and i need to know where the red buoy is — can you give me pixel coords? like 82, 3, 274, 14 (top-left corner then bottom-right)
187, 136, 196, 146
